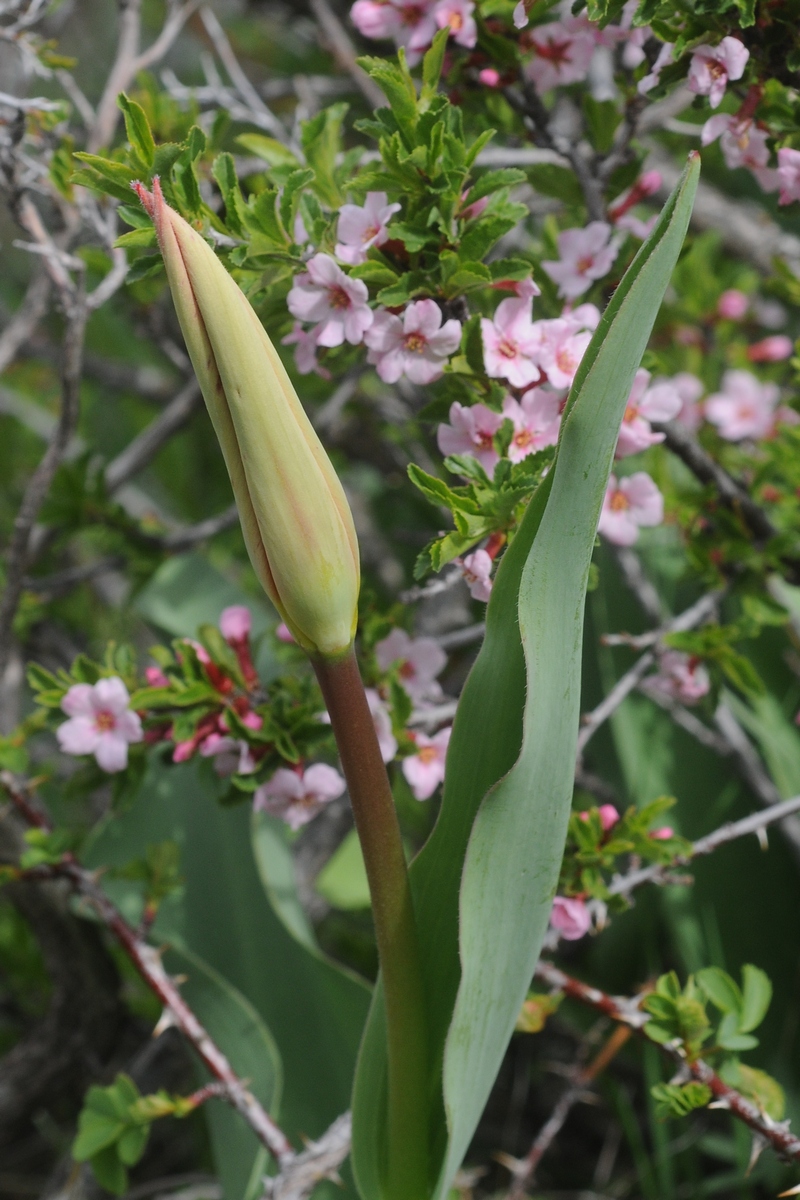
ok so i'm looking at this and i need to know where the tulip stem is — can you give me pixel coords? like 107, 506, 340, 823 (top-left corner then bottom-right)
314, 649, 429, 1200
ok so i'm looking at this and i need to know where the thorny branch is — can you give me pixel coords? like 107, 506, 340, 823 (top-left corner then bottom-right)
533, 959, 800, 1166
576, 589, 723, 755
0, 772, 295, 1165
0, 283, 87, 681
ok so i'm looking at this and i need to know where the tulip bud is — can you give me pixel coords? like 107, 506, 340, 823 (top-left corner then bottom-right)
133, 179, 360, 658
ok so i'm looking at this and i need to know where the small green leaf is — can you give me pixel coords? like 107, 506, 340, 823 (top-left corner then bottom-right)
117, 1124, 150, 1166
236, 133, 300, 167
696, 967, 743, 1017
651, 1081, 712, 1120
89, 1146, 128, 1195
117, 93, 155, 168
739, 964, 772, 1033
421, 29, 449, 102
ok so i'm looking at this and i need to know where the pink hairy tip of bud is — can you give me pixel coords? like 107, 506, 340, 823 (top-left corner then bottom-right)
479, 67, 501, 86
220, 605, 252, 641
276, 622, 296, 643
145, 665, 169, 688
650, 826, 674, 840
598, 804, 620, 830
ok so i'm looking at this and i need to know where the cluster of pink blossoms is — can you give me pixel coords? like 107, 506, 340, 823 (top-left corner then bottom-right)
285, 192, 463, 385
373, 628, 452, 800
350, 0, 476, 64
550, 806, 674, 941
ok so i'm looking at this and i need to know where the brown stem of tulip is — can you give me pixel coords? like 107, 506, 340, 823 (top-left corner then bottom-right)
314, 649, 429, 1200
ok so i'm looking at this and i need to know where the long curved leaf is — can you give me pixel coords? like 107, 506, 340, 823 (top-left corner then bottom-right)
352, 153, 699, 1200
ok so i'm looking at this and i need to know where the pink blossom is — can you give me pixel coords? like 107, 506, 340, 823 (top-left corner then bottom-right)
702, 116, 777, 192
651, 826, 674, 840
718, 288, 749, 320
638, 41, 673, 95
526, 22, 595, 93
293, 213, 309, 245
580, 804, 619, 831
145, 665, 170, 688
200, 733, 257, 777
598, 804, 620, 831
615, 368, 682, 458
375, 628, 447, 703
645, 650, 710, 706
276, 622, 296, 644
549, 895, 591, 940
535, 319, 592, 389
434, 0, 476, 46
335, 192, 401, 266
481, 294, 542, 389
57, 678, 143, 773
479, 67, 501, 86
460, 193, 489, 221
437, 401, 504, 472
281, 322, 331, 379
512, 0, 527, 28
353, 0, 438, 63
777, 147, 800, 206
616, 212, 658, 241
402, 726, 451, 800
705, 369, 781, 440
365, 300, 461, 385
502, 389, 562, 461
747, 335, 793, 363
219, 605, 251, 642
598, 473, 664, 546
461, 549, 493, 602
365, 688, 398, 763
350, 0, 403, 39
287, 253, 373, 347
671, 372, 705, 432
688, 37, 749, 109
542, 223, 619, 300
254, 764, 346, 830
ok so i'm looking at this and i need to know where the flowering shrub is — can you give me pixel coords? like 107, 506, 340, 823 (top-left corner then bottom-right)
4, 0, 800, 1196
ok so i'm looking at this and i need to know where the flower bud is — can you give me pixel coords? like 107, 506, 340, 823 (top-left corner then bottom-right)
133, 179, 360, 658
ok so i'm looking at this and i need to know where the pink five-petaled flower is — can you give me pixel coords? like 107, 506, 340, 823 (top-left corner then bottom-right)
351, 0, 438, 64
402, 726, 451, 800
526, 21, 595, 93
701, 115, 777, 192
335, 192, 401, 266
549, 895, 591, 940
645, 650, 710, 706
579, 804, 619, 832
670, 371, 705, 432
375, 627, 447, 704
219, 605, 251, 642
350, 0, 403, 40
281, 322, 331, 379
615, 368, 683, 458
502, 389, 562, 462
254, 764, 346, 831
534, 318, 593, 390
542, 223, 620, 300
481, 293, 542, 389
777, 147, 800, 206
287, 253, 373, 347
461, 549, 493, 602
365, 300, 462, 385
57, 678, 143, 773
598, 473, 664, 546
434, 0, 476, 46
688, 37, 749, 109
437, 401, 504, 473
705, 369, 785, 441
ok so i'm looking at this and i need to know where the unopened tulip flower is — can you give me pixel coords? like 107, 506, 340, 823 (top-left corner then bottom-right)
134, 179, 359, 659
